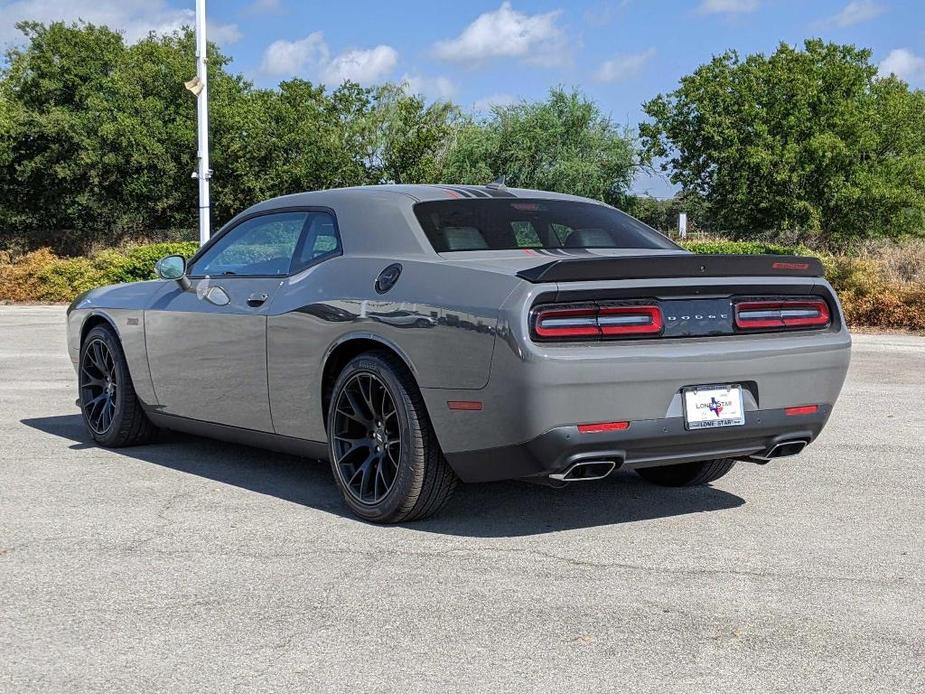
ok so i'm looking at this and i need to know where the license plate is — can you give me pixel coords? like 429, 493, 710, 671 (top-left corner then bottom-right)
683, 384, 745, 429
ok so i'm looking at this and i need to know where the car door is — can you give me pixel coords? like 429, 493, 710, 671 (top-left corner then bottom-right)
145, 210, 311, 431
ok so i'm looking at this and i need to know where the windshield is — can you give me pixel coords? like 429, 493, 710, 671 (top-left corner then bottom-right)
413, 199, 678, 253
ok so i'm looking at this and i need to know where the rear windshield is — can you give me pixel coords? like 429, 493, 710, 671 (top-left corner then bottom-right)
413, 199, 678, 252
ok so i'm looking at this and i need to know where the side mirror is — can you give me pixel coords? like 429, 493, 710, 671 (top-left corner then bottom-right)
155, 255, 191, 290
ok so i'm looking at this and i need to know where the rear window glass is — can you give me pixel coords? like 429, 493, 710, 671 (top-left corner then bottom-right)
413, 199, 678, 252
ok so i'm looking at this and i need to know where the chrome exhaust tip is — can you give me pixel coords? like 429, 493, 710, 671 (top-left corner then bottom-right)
549, 460, 616, 483
750, 439, 810, 462
767, 439, 809, 458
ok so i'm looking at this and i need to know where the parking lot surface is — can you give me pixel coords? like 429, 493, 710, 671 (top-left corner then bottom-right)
1, 305, 923, 693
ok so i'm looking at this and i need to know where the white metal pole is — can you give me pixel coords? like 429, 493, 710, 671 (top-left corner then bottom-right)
195, 0, 211, 245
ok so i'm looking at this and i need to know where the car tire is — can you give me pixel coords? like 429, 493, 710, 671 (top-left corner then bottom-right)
78, 325, 156, 447
635, 458, 735, 487
327, 351, 457, 523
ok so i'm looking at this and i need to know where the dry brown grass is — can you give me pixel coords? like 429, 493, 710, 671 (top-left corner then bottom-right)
856, 238, 925, 285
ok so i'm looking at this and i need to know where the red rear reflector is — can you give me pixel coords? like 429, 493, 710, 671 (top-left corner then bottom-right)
577, 421, 630, 433
447, 400, 482, 411
735, 299, 830, 330
534, 304, 663, 341
785, 404, 818, 416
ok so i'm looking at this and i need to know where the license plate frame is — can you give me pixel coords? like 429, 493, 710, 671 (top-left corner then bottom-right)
682, 384, 746, 430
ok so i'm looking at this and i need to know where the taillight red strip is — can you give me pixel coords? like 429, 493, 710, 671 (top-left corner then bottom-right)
577, 421, 630, 433
534, 304, 663, 341
598, 306, 663, 336
735, 299, 830, 330
785, 404, 819, 416
533, 307, 601, 338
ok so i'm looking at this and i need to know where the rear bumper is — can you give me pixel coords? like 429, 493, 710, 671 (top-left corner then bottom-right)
422, 275, 850, 483
445, 405, 831, 483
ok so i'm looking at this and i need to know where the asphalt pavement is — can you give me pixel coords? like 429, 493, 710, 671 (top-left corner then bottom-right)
1, 305, 923, 693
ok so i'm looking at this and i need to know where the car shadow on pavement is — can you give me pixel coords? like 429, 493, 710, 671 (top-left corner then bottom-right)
21, 414, 746, 537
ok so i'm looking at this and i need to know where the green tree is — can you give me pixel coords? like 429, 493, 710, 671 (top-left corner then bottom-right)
0, 22, 249, 252
372, 84, 459, 185
624, 191, 710, 233
0, 22, 128, 251
215, 79, 377, 217
640, 39, 925, 245
443, 88, 636, 205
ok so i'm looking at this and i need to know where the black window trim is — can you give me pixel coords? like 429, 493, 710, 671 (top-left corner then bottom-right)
186, 206, 343, 280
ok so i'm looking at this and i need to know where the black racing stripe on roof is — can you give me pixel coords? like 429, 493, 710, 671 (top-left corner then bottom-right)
431, 185, 474, 198
480, 186, 516, 198
460, 187, 490, 198
445, 186, 479, 198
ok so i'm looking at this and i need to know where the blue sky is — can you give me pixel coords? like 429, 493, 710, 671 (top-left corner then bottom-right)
1, 0, 922, 196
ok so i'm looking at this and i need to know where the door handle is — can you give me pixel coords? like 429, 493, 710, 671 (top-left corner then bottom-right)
247, 292, 269, 307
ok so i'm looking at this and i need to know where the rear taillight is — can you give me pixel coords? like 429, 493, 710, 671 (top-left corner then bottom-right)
734, 298, 830, 331
533, 304, 663, 341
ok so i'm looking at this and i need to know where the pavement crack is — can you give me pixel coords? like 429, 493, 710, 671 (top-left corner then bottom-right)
124, 487, 195, 552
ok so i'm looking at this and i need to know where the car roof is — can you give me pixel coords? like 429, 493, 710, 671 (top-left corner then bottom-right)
245, 184, 605, 211
226, 185, 610, 258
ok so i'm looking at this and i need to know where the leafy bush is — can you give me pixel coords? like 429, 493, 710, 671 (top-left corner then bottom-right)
840, 286, 925, 331
106, 242, 199, 283
820, 255, 884, 299
0, 242, 199, 302
680, 240, 813, 256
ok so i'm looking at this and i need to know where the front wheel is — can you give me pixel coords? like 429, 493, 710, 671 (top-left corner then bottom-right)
635, 458, 735, 487
327, 351, 457, 523
78, 325, 155, 447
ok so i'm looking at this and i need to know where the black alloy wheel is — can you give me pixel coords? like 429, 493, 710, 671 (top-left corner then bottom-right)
80, 337, 118, 435
331, 372, 401, 505
78, 324, 155, 447
326, 351, 457, 523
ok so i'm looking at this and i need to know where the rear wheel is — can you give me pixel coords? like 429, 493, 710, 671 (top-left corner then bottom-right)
635, 458, 735, 487
78, 325, 155, 447
327, 351, 457, 523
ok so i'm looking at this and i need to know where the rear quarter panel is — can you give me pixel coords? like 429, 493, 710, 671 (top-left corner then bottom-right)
266, 256, 518, 441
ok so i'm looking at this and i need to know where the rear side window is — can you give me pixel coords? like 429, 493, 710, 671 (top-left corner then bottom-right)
413, 199, 678, 252
292, 211, 341, 273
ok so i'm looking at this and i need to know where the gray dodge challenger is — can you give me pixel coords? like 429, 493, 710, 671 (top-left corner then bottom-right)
67, 184, 851, 522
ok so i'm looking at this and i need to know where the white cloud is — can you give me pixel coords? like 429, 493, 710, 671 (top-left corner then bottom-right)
594, 47, 655, 82
878, 48, 925, 84
819, 1, 885, 28
321, 45, 398, 85
472, 93, 518, 113
401, 74, 457, 101
260, 32, 398, 85
0, 0, 241, 46
260, 32, 328, 75
696, 0, 759, 15
432, 2, 567, 67
207, 21, 243, 46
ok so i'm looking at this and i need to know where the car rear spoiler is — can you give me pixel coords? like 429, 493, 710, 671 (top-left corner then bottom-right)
515, 254, 825, 284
